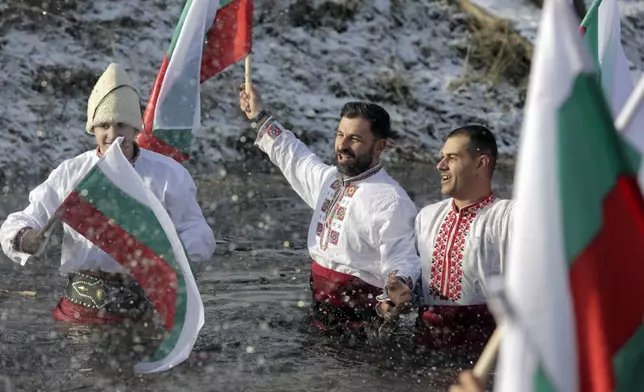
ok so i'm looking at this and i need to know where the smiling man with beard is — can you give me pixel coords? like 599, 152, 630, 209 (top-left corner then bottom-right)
0, 63, 215, 327
239, 84, 420, 335
386, 125, 513, 353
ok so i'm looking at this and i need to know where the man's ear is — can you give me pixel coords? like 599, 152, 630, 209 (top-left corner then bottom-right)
375, 138, 388, 153
478, 155, 490, 170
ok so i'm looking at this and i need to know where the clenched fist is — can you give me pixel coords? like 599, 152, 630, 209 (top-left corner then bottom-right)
239, 83, 264, 120
376, 271, 412, 322
18, 229, 46, 255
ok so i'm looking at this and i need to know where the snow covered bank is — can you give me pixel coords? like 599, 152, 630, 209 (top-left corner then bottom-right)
0, 0, 642, 186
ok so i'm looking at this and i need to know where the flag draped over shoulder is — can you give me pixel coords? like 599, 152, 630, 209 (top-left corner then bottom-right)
494, 0, 644, 391
137, 0, 253, 162
55, 137, 204, 373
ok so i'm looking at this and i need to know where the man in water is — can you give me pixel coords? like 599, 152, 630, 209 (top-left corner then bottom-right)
380, 125, 512, 351
0, 63, 216, 326
239, 84, 420, 335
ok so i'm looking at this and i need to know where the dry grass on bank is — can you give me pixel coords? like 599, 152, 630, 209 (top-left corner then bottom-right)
450, 0, 532, 91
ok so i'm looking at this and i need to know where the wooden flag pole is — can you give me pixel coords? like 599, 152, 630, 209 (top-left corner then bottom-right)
616, 74, 644, 132
0, 289, 37, 297
245, 53, 252, 93
472, 323, 505, 385
37, 213, 60, 238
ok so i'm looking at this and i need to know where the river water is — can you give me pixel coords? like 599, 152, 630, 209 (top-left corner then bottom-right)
0, 160, 514, 392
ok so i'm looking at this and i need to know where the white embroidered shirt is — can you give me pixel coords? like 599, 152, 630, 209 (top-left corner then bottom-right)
254, 117, 421, 289
415, 193, 514, 306
0, 147, 216, 275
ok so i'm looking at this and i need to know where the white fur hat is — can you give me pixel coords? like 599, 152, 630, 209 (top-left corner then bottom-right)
86, 63, 142, 134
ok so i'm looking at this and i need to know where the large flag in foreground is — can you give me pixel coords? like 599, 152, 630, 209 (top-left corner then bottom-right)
137, 0, 253, 162
494, 0, 644, 391
55, 137, 204, 373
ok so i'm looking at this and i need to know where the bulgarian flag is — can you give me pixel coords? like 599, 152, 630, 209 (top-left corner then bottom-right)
579, 0, 633, 118
494, 0, 644, 391
579, 0, 644, 193
136, 0, 253, 162
54, 137, 204, 373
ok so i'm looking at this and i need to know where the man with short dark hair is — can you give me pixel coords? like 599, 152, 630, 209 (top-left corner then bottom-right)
239, 84, 420, 335
382, 125, 513, 350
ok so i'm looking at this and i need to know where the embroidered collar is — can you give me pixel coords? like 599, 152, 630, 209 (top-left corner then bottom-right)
450, 192, 496, 214
96, 142, 141, 164
338, 163, 383, 184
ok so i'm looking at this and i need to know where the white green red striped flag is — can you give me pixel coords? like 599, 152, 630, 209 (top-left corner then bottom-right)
580, 0, 644, 193
494, 0, 644, 391
137, 0, 253, 162
579, 0, 633, 117
55, 137, 204, 373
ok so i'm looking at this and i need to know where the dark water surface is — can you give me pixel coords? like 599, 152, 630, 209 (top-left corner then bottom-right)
0, 162, 513, 392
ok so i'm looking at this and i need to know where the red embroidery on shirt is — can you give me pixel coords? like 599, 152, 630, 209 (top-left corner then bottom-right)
429, 193, 496, 302
267, 123, 282, 139
336, 206, 346, 221
345, 185, 357, 197
256, 119, 283, 143
317, 165, 382, 249
329, 230, 340, 245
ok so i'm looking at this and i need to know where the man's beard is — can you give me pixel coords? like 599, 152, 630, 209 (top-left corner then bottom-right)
335, 147, 375, 177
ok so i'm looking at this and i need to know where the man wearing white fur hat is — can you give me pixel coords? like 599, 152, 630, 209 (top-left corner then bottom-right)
0, 63, 216, 325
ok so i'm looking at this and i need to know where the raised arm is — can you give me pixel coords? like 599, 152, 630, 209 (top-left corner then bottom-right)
254, 118, 333, 208
240, 84, 333, 208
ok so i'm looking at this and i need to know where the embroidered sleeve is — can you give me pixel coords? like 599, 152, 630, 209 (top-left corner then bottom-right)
254, 117, 334, 209
374, 196, 422, 289
0, 166, 64, 265
165, 168, 216, 264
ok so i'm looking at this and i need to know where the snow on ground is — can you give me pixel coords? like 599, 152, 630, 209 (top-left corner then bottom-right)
0, 0, 642, 183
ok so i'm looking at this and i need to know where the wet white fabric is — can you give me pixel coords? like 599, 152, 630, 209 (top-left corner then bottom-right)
0, 145, 216, 273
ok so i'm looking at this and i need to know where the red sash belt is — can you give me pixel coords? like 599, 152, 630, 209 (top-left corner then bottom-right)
51, 270, 152, 325
309, 260, 382, 333
52, 297, 125, 325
